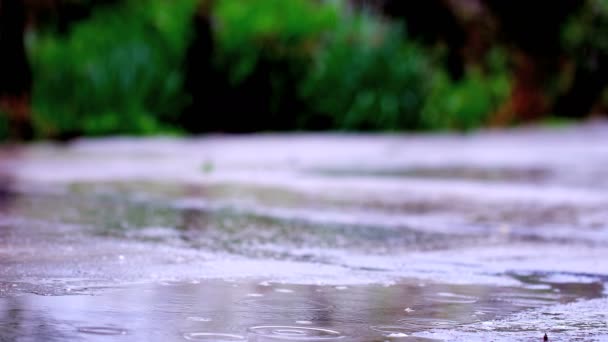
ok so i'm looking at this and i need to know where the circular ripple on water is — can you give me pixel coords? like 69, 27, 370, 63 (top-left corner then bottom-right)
183, 332, 245, 341
425, 292, 478, 304
369, 327, 443, 341
248, 326, 345, 340
397, 317, 471, 330
77, 326, 128, 336
237, 298, 333, 311
495, 293, 559, 308
370, 325, 410, 336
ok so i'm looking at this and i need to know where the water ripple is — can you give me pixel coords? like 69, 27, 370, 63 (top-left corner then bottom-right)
397, 317, 471, 330
237, 298, 333, 311
248, 326, 345, 340
183, 332, 245, 341
425, 292, 478, 304
77, 326, 128, 336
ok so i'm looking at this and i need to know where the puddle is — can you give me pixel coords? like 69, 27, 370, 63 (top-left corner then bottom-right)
0, 278, 604, 341
0, 187, 607, 341
3, 130, 608, 340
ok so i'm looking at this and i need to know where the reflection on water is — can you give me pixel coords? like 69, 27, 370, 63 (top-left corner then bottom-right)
314, 166, 551, 184
1, 189, 481, 260
0, 277, 603, 342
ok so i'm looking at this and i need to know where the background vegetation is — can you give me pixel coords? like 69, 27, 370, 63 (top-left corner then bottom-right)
0, 0, 606, 139
29, 0, 198, 137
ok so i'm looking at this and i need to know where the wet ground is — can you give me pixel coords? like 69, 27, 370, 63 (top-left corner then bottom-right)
1, 122, 608, 341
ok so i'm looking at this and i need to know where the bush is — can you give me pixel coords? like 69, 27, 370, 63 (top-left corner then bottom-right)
562, 0, 608, 54
0, 111, 8, 140
27, 0, 510, 135
561, 0, 608, 111
29, 0, 198, 138
214, 0, 338, 84
421, 48, 511, 131
300, 11, 432, 130
213, 0, 433, 130
209, 0, 339, 129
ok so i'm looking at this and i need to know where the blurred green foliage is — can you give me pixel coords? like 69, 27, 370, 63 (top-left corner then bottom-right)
30, 0, 198, 137
300, 10, 431, 130
23, 0, 529, 137
561, 0, 608, 110
214, 0, 433, 130
211, 0, 339, 126
422, 49, 511, 130
0, 111, 8, 140
214, 0, 337, 84
563, 0, 608, 54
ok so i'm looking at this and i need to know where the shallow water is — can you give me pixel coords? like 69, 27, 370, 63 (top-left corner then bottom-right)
2, 126, 608, 340
1, 276, 603, 341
